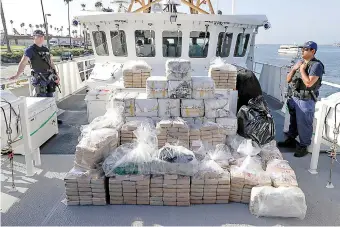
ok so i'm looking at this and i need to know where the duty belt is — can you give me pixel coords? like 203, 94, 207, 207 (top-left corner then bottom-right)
293, 90, 316, 101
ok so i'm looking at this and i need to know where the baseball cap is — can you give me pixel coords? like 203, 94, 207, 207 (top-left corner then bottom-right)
33, 30, 45, 37
303, 41, 317, 51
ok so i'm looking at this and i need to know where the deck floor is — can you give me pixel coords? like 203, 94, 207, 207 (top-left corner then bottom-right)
1, 93, 340, 226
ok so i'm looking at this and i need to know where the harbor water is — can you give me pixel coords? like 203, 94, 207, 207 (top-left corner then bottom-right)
255, 44, 340, 98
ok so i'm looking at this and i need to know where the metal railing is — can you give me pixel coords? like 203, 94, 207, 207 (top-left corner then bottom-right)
1, 57, 95, 103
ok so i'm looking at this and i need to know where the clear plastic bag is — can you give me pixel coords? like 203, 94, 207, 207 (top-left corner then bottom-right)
151, 144, 199, 176
250, 186, 307, 219
237, 139, 261, 157
122, 60, 151, 73
102, 122, 157, 176
259, 140, 283, 169
239, 156, 271, 186
226, 134, 247, 152
64, 167, 104, 180
75, 128, 119, 170
266, 159, 298, 187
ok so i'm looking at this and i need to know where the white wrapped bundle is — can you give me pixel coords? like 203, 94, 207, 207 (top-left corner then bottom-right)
216, 117, 237, 135
158, 99, 180, 117
168, 80, 192, 99
146, 76, 168, 99
266, 159, 298, 187
239, 156, 271, 186
135, 93, 159, 117
112, 91, 138, 117
191, 76, 215, 99
165, 59, 191, 81
122, 60, 152, 74
208, 58, 237, 89
250, 186, 307, 219
205, 97, 231, 118
181, 99, 204, 117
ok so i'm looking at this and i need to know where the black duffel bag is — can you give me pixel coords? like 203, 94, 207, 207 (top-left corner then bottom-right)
237, 95, 275, 145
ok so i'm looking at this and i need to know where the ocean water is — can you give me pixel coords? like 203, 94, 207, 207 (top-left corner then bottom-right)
255, 44, 340, 98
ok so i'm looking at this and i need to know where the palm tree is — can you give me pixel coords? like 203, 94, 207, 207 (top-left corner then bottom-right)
95, 1, 103, 11
29, 24, 33, 35
81, 3, 86, 11
0, 2, 11, 52
64, 0, 73, 47
10, 19, 14, 34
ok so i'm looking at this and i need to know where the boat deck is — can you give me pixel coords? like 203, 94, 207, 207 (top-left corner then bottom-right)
1, 92, 340, 226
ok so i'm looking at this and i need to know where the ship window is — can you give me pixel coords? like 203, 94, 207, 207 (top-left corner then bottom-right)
92, 31, 109, 56
110, 30, 128, 57
234, 33, 250, 57
189, 31, 210, 58
135, 30, 156, 57
216, 32, 233, 57
162, 31, 182, 57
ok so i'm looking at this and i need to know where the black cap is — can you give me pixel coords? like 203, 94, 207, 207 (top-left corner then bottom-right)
33, 30, 45, 36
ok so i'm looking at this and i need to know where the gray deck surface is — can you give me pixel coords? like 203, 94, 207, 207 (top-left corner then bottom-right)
1, 93, 340, 226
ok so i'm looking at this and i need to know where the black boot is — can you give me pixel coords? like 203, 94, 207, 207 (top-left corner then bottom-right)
294, 146, 309, 157
277, 137, 296, 148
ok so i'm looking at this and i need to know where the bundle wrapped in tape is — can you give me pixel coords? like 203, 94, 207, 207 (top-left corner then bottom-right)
166, 59, 191, 81
75, 128, 119, 170
146, 76, 168, 99
266, 159, 298, 187
205, 96, 231, 118
250, 186, 307, 219
181, 99, 204, 117
122, 60, 152, 74
259, 140, 283, 169
192, 76, 215, 99
135, 93, 159, 117
239, 156, 271, 186
215, 117, 237, 135
151, 144, 199, 176
112, 91, 138, 117
208, 58, 237, 89
158, 99, 180, 117
102, 122, 157, 176
168, 80, 192, 99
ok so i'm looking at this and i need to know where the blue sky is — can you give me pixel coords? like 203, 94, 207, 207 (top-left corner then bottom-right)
1, 0, 339, 44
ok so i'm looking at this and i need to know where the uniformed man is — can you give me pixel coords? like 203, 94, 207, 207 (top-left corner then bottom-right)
277, 41, 325, 157
10, 30, 60, 97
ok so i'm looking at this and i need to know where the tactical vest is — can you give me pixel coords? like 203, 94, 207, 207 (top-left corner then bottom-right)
290, 58, 325, 94
29, 44, 52, 72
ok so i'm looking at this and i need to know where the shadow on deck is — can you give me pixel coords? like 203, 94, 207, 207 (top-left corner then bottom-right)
1, 93, 339, 226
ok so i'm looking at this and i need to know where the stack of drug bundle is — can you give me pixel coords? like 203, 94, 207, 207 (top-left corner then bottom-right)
120, 121, 138, 145
150, 175, 164, 206
229, 166, 245, 203
190, 177, 204, 204
162, 174, 190, 206
203, 177, 218, 204
122, 177, 137, 205
200, 122, 227, 147
146, 76, 168, 99
156, 118, 190, 149
64, 175, 80, 206
109, 177, 123, 205
209, 62, 237, 90
77, 177, 93, 205
216, 172, 231, 204
240, 172, 271, 204
136, 175, 150, 205
122, 60, 151, 88
91, 177, 107, 205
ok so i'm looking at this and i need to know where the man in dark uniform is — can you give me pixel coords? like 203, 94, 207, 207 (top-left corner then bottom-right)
10, 30, 60, 97
278, 41, 325, 157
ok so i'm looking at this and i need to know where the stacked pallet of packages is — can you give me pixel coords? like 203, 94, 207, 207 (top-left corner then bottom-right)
209, 59, 237, 90
123, 60, 151, 88
162, 174, 190, 206
64, 175, 80, 206
150, 175, 164, 206
91, 177, 107, 205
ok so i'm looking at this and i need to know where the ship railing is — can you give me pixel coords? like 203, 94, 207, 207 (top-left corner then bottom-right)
1, 57, 95, 103
255, 61, 340, 175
